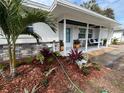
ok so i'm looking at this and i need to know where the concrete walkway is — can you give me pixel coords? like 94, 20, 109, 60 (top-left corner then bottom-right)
89, 45, 124, 69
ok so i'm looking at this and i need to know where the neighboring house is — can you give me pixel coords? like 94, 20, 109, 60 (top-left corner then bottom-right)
112, 28, 124, 42
0, 0, 120, 56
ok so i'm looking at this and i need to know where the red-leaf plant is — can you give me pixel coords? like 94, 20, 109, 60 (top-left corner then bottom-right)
68, 49, 84, 63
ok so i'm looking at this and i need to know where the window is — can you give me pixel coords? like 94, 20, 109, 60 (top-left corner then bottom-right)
66, 28, 71, 42
88, 29, 93, 38
26, 25, 33, 32
78, 28, 86, 38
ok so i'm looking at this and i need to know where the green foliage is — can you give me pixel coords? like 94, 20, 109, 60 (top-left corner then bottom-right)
112, 38, 118, 45
0, 0, 56, 76
100, 90, 109, 93
41, 78, 49, 87
81, 66, 91, 76
81, 0, 115, 19
0, 64, 5, 70
39, 48, 56, 63
24, 57, 34, 64
15, 61, 23, 67
92, 62, 101, 71
53, 51, 62, 57
36, 53, 44, 64
104, 8, 115, 19
103, 38, 107, 46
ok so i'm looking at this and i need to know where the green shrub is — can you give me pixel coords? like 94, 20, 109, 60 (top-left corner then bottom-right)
100, 90, 109, 93
0, 64, 5, 70
103, 38, 107, 46
82, 66, 91, 76
15, 61, 23, 67
53, 51, 61, 57
112, 38, 118, 45
15, 57, 34, 67
92, 62, 101, 71
36, 53, 44, 64
24, 57, 34, 64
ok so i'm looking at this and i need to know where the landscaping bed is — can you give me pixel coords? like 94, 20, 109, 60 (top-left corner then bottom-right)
1, 46, 124, 93
0, 57, 109, 93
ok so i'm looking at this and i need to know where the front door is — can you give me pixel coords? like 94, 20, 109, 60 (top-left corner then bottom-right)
66, 28, 72, 48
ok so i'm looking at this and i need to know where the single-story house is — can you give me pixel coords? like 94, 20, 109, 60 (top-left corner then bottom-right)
0, 0, 120, 56
112, 26, 124, 42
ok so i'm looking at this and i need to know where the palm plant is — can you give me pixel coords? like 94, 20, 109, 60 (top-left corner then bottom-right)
0, 0, 56, 77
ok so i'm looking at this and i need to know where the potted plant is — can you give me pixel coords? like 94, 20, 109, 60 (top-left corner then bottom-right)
60, 40, 64, 51
68, 49, 88, 69
73, 40, 80, 49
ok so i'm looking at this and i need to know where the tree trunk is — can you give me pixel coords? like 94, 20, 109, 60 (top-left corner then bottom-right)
7, 40, 13, 76
11, 42, 16, 77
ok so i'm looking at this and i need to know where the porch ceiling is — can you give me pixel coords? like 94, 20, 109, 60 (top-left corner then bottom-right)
52, 0, 120, 28
59, 19, 100, 28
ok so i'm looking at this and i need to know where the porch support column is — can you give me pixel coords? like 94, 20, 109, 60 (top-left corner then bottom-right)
63, 19, 67, 56
98, 26, 101, 48
85, 24, 89, 52
106, 28, 114, 47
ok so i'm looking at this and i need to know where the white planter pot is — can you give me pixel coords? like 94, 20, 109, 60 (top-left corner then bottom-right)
76, 59, 87, 69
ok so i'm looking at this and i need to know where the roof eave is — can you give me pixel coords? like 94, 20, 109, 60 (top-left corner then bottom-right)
57, 0, 120, 26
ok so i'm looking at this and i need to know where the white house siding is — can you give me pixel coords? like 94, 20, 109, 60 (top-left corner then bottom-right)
0, 23, 59, 45
33, 22, 59, 42
92, 28, 99, 39
113, 31, 124, 42
100, 28, 109, 39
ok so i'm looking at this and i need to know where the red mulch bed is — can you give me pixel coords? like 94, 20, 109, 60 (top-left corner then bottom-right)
0, 58, 110, 93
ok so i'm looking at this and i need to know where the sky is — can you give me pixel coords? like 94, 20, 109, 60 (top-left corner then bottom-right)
31, 0, 124, 26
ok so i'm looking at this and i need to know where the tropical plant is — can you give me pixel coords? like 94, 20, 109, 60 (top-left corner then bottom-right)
40, 48, 55, 62
0, 0, 56, 77
68, 49, 84, 63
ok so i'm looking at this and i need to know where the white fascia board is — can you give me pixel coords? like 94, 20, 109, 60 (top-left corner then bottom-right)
49, 0, 58, 12
22, 0, 50, 11
57, 0, 120, 25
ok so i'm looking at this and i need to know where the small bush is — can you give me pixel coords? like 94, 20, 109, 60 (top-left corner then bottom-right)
0, 64, 5, 70
92, 62, 101, 71
24, 57, 34, 64
112, 38, 118, 45
53, 51, 62, 57
36, 53, 44, 64
15, 61, 23, 67
103, 38, 107, 46
82, 66, 91, 76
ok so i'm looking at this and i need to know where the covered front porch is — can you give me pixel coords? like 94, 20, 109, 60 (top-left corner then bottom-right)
51, 0, 118, 55
58, 19, 112, 55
